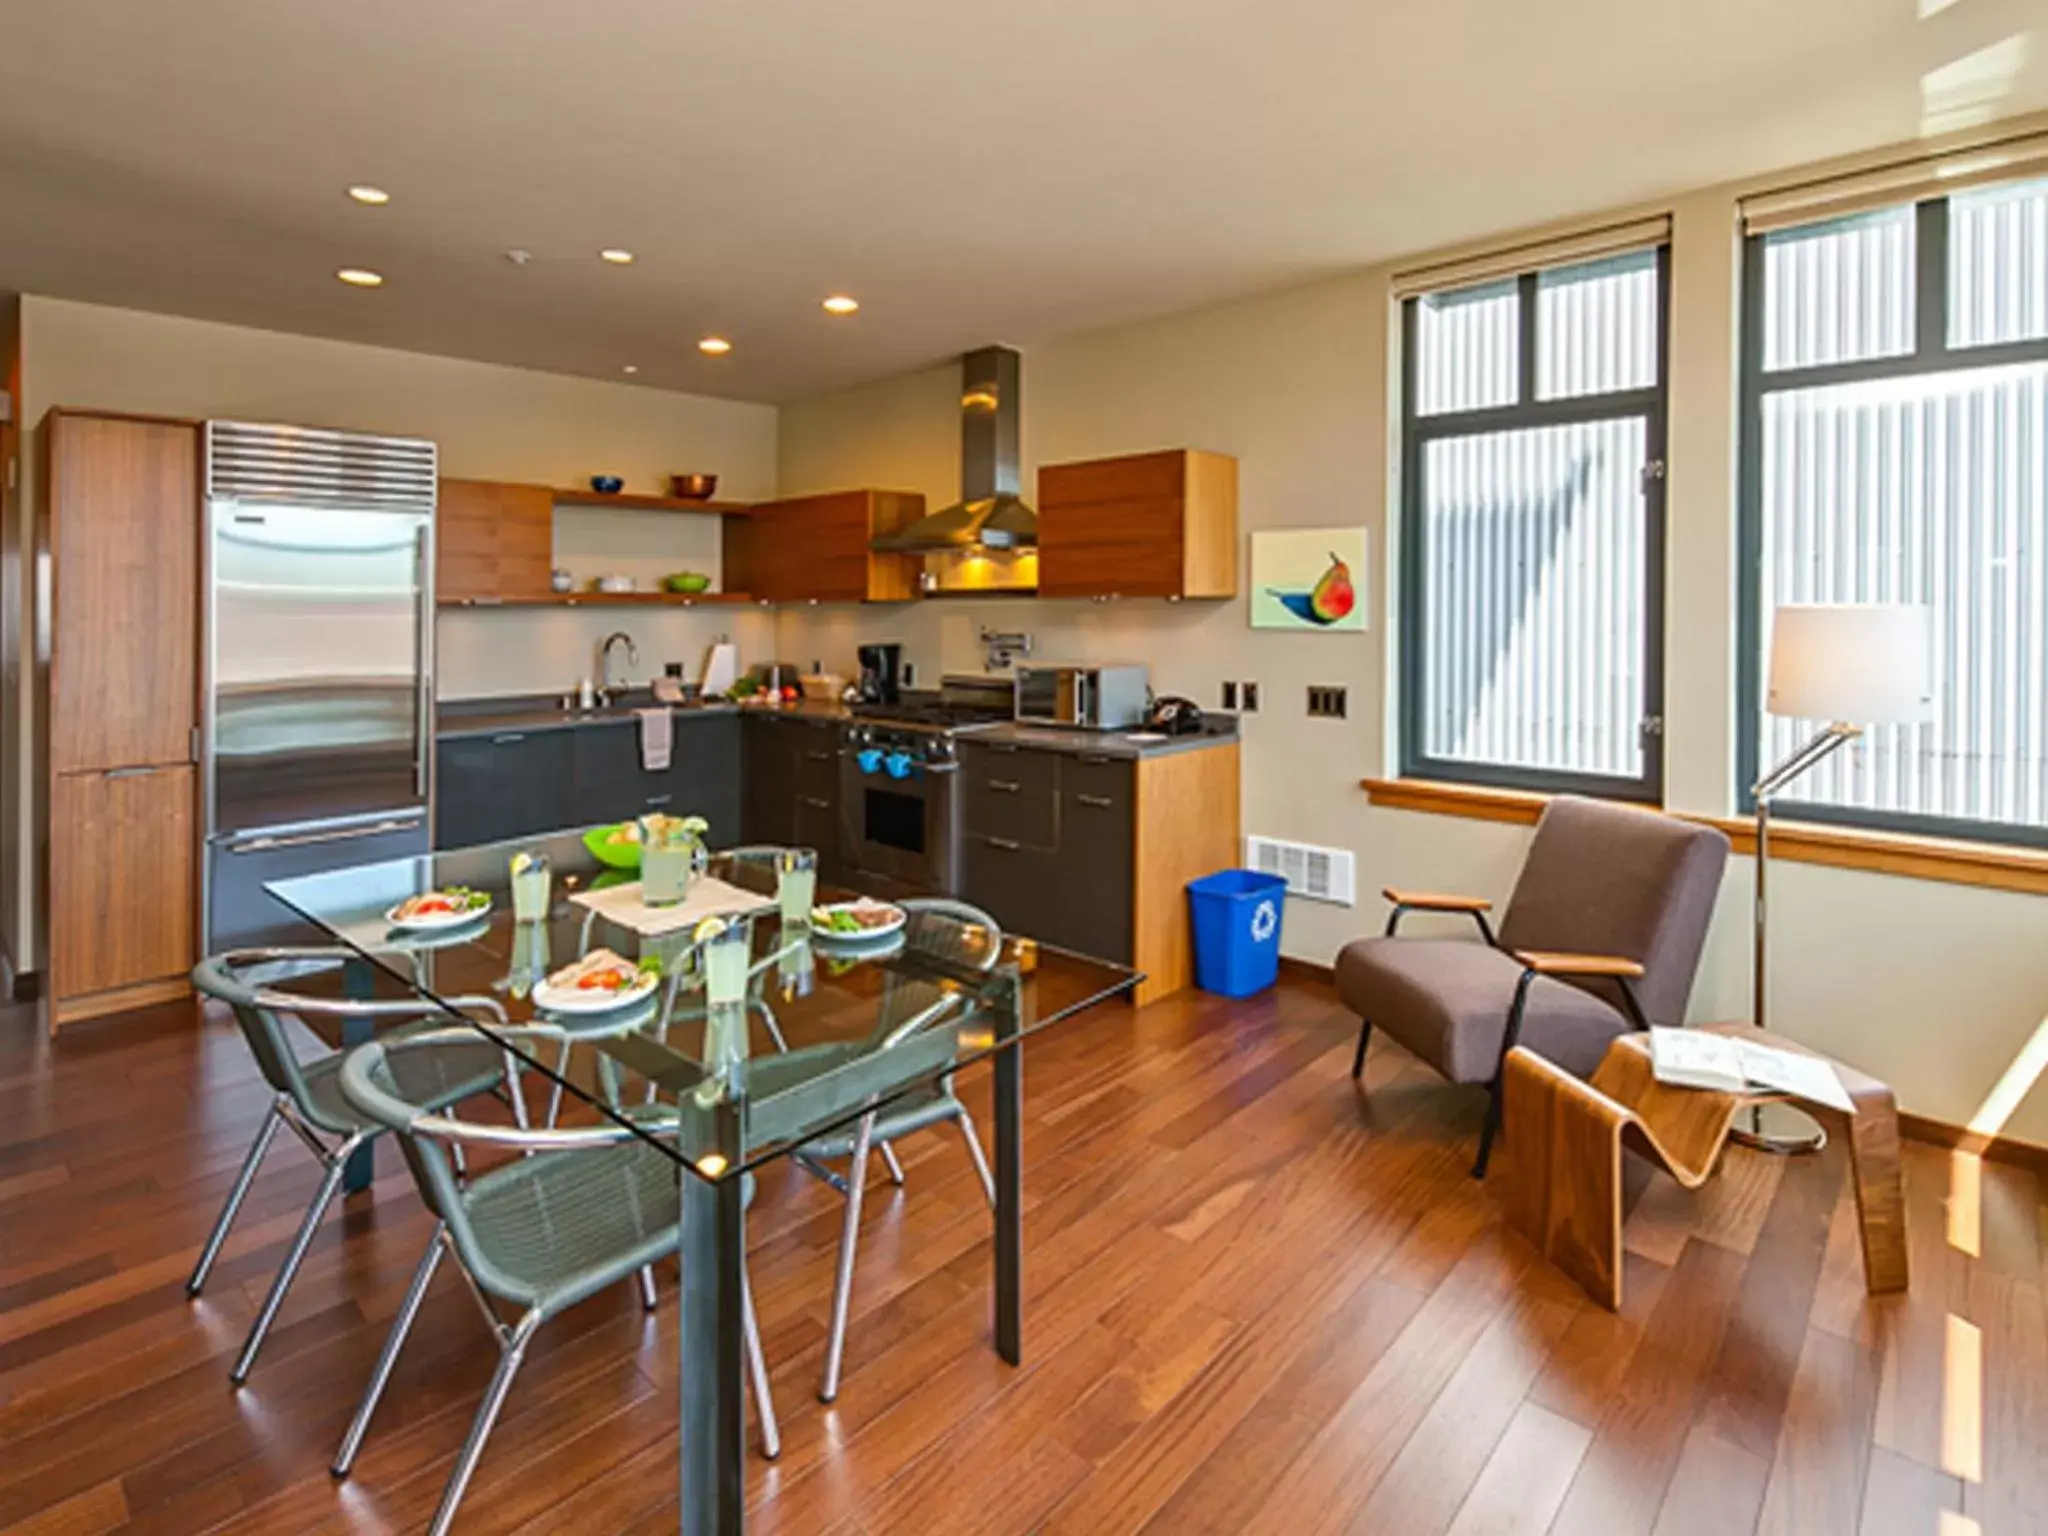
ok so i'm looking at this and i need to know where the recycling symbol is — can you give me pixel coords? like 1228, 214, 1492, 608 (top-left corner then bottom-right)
1250, 898, 1279, 943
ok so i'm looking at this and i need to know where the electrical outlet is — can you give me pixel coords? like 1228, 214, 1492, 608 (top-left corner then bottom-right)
1307, 685, 1347, 719
1221, 681, 1239, 711
1242, 681, 1260, 713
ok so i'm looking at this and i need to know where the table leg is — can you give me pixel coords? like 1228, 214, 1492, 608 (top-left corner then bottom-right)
991, 974, 1023, 1367
679, 1118, 746, 1535
341, 958, 376, 1194
1842, 1089, 1910, 1294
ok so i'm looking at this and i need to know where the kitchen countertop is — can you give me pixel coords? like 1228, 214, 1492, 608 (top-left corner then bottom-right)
436, 693, 1237, 757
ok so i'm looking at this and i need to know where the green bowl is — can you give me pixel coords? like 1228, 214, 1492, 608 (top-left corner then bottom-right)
583, 823, 642, 870
664, 572, 712, 595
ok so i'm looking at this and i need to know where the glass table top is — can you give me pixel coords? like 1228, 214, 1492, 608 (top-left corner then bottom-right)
265, 829, 1140, 1181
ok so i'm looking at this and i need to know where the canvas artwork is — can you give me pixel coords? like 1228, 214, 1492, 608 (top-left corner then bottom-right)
1249, 528, 1368, 631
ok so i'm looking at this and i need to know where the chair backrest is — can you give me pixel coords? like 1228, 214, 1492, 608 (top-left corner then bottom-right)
872, 897, 1004, 1051
1498, 796, 1729, 1024
191, 950, 345, 1114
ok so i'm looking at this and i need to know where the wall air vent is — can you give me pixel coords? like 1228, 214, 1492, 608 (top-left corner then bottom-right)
1245, 835, 1356, 906
206, 420, 437, 514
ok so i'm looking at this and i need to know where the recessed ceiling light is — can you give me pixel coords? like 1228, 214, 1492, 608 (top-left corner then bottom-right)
347, 185, 390, 206
698, 336, 732, 356
822, 294, 860, 316
600, 249, 635, 265
622, 364, 639, 375
336, 268, 384, 288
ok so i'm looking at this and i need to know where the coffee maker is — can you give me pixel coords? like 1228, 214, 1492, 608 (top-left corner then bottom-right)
856, 642, 904, 705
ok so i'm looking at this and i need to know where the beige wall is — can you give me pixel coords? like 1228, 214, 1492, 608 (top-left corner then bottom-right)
10, 296, 780, 965
775, 187, 2048, 1141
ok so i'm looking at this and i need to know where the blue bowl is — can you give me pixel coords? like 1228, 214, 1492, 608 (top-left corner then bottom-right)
589, 475, 624, 494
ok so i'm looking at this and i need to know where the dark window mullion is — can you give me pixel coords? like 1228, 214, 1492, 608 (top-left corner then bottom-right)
1915, 196, 1949, 362
1517, 272, 1540, 405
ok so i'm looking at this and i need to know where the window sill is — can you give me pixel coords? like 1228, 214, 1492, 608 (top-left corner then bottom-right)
1359, 777, 2048, 897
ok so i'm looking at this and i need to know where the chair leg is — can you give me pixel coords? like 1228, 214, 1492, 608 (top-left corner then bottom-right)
501, 1049, 530, 1130
638, 1265, 660, 1311
818, 1114, 875, 1403
877, 1142, 906, 1186
741, 1268, 780, 1460
1350, 1020, 1373, 1079
955, 1108, 997, 1210
187, 1103, 284, 1296
1473, 971, 1538, 1180
230, 1139, 358, 1384
545, 1038, 572, 1129
428, 1310, 542, 1536
333, 1226, 445, 1477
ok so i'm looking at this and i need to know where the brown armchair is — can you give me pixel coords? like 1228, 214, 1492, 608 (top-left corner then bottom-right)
1334, 795, 1729, 1177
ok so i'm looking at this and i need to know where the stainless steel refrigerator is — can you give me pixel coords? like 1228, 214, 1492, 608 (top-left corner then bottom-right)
202, 420, 437, 950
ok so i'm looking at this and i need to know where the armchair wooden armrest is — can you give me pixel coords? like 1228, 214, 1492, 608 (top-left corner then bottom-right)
1512, 950, 1644, 979
1381, 887, 1497, 945
1382, 888, 1492, 912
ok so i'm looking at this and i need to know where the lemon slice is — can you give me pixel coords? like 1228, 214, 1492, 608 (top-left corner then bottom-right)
510, 851, 534, 876
692, 916, 728, 944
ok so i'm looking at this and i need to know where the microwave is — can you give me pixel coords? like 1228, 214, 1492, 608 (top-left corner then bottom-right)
1013, 664, 1150, 730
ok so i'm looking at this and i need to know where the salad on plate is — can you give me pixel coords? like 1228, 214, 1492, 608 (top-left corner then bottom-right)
533, 948, 662, 1013
386, 887, 492, 929
809, 898, 907, 942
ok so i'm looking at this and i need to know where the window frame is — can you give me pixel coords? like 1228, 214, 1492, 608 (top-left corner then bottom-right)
1397, 248, 1672, 802
1735, 194, 2048, 849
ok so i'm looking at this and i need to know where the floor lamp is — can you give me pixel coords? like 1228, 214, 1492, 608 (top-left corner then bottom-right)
1740, 603, 1933, 1154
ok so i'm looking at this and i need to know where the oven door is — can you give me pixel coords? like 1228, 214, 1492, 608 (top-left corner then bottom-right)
848, 770, 959, 894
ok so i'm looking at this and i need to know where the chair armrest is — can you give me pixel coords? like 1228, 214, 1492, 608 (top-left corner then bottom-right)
1382, 888, 1492, 913
1513, 951, 1645, 978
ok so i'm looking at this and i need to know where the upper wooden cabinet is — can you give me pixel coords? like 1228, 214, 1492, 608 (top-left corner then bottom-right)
729, 490, 924, 603
437, 478, 553, 603
1035, 448, 1238, 600
45, 411, 200, 772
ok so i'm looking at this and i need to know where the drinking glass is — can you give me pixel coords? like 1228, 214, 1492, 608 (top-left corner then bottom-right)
777, 847, 818, 924
509, 850, 552, 922
700, 916, 751, 1008
640, 815, 702, 907
506, 921, 551, 1000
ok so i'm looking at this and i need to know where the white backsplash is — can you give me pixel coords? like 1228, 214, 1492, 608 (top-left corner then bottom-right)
437, 604, 776, 701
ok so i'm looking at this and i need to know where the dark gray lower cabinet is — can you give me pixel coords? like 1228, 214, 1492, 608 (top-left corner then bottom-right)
960, 744, 1133, 963
568, 718, 743, 847
435, 730, 576, 848
435, 716, 743, 851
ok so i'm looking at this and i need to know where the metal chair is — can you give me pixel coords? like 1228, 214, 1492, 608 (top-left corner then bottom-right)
186, 948, 520, 1385
333, 1025, 780, 1536
805, 897, 1003, 1402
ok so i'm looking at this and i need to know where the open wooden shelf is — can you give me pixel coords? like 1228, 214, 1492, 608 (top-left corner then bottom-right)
551, 487, 752, 514
439, 591, 760, 609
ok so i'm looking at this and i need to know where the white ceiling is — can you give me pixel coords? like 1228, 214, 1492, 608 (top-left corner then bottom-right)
2, 0, 2043, 402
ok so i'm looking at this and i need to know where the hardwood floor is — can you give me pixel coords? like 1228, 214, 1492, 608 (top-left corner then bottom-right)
1, 977, 2041, 1534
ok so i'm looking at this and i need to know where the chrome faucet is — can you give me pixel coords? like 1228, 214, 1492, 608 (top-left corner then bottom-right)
598, 631, 639, 703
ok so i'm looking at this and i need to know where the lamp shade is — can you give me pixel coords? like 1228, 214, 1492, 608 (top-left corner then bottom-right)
1765, 604, 1934, 724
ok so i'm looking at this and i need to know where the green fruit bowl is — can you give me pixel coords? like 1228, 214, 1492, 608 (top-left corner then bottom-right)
583, 824, 642, 870
663, 572, 712, 595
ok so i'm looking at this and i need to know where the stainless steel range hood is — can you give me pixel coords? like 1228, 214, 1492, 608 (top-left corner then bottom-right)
871, 346, 1036, 553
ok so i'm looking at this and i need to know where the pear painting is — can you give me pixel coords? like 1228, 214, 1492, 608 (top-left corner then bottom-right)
1250, 529, 1368, 632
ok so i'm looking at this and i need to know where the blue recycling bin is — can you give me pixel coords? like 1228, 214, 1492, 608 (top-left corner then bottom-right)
1187, 869, 1288, 998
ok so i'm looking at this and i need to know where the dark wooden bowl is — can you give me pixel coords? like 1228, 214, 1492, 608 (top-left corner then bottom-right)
669, 473, 718, 501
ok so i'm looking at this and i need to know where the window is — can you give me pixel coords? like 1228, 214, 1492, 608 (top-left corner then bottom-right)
1739, 179, 2048, 846
1400, 247, 1670, 798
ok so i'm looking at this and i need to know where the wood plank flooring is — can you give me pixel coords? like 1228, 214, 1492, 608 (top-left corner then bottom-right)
1, 977, 2041, 1534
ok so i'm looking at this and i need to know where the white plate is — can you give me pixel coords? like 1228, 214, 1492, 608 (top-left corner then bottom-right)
808, 901, 907, 944
385, 893, 493, 931
533, 969, 661, 1015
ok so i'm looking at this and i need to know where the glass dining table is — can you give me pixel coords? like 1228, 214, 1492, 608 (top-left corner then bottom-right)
265, 828, 1140, 1535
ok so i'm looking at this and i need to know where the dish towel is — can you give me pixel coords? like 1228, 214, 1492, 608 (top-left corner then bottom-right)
638, 707, 673, 772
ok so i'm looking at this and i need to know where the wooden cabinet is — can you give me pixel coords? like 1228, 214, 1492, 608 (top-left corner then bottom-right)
1035, 449, 1238, 600
51, 767, 198, 1006
47, 413, 198, 773
727, 491, 924, 603
40, 411, 202, 1025
437, 479, 553, 603
568, 718, 743, 846
740, 715, 847, 875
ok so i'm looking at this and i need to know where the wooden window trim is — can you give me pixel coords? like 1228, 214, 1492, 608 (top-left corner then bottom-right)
1360, 777, 2048, 897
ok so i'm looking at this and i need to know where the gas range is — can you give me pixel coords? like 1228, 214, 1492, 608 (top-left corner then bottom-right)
844, 699, 1008, 765
839, 702, 1004, 894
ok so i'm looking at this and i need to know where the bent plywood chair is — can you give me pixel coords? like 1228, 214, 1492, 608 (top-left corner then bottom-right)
1500, 1025, 1909, 1311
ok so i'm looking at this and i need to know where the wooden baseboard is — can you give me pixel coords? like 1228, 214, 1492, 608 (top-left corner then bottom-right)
1897, 1112, 2048, 1178
52, 975, 192, 1032
1278, 955, 1335, 986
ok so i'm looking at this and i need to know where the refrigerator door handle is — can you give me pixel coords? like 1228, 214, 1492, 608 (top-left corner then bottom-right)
414, 523, 434, 799
226, 816, 423, 855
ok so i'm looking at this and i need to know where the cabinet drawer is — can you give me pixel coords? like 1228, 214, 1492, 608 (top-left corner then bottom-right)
52, 765, 197, 1001
960, 741, 1059, 796
794, 728, 844, 798
436, 730, 576, 847
964, 777, 1056, 849
961, 832, 1060, 942
1061, 752, 1133, 806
